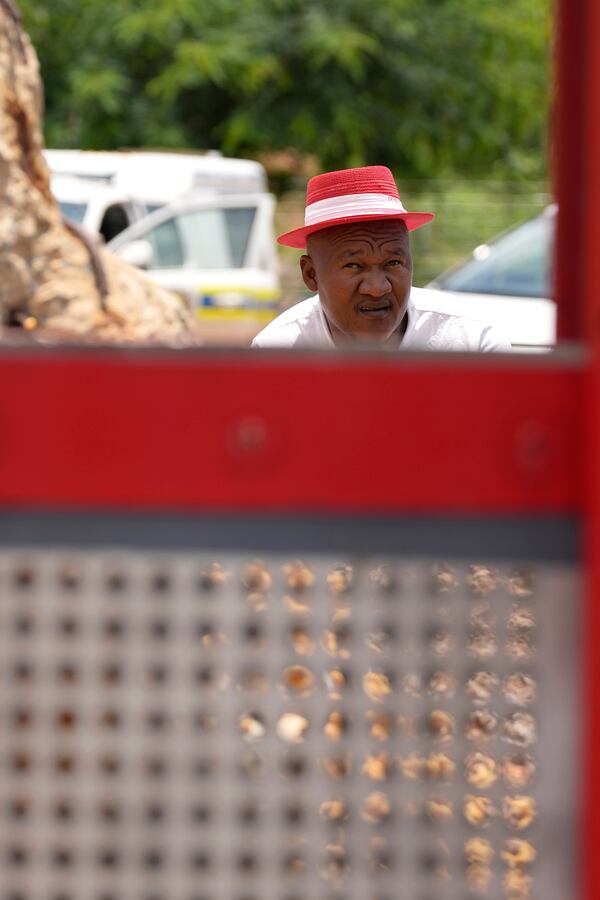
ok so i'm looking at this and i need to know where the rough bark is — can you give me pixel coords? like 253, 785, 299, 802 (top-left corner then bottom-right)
0, 0, 195, 341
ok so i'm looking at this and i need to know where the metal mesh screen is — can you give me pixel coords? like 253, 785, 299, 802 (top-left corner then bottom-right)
0, 549, 579, 900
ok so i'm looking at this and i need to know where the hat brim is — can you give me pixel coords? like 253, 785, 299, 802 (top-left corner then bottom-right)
277, 211, 435, 249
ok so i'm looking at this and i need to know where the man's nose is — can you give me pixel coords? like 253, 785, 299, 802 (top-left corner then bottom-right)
359, 269, 392, 296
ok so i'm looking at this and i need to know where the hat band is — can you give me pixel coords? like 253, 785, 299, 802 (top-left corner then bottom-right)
305, 192, 407, 226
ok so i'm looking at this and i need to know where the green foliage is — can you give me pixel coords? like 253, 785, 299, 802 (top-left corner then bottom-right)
19, 0, 550, 180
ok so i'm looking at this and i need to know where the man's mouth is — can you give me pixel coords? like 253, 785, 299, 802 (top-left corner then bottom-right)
357, 300, 392, 318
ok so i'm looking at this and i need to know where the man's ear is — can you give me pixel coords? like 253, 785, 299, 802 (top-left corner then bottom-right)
300, 254, 318, 293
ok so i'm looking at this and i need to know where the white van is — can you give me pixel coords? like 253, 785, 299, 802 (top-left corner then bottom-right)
49, 173, 149, 242
45, 150, 280, 326
107, 191, 279, 324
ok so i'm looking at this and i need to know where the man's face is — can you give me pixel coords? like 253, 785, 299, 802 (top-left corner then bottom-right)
300, 220, 413, 345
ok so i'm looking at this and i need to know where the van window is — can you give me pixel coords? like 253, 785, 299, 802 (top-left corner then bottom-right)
59, 201, 87, 225
147, 219, 184, 267
143, 207, 256, 269
99, 204, 131, 243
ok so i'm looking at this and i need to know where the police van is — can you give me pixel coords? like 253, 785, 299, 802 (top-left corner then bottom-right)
45, 150, 281, 328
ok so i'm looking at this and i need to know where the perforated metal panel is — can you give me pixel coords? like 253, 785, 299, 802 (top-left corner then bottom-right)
0, 549, 579, 900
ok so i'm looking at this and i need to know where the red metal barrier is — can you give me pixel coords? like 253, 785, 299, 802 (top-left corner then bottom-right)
576, 0, 600, 895
0, 349, 580, 514
0, 1, 593, 896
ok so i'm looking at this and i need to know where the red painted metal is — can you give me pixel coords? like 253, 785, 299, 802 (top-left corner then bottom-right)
553, 0, 585, 341
578, 0, 600, 893
583, 383, 600, 900
0, 0, 589, 888
0, 350, 580, 513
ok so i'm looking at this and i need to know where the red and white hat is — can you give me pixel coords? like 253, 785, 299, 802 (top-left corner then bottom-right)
277, 165, 434, 249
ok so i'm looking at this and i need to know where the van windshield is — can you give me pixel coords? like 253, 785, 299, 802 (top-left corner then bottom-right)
58, 201, 88, 225
145, 207, 256, 269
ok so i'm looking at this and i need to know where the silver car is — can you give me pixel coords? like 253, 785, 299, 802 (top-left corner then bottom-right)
426, 205, 556, 351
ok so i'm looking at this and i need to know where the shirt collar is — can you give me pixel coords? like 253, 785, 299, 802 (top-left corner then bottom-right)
316, 297, 335, 346
402, 293, 417, 346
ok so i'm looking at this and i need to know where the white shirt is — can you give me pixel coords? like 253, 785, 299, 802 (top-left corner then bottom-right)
252, 287, 511, 351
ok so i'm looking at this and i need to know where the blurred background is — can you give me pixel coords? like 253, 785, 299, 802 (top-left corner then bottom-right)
18, 0, 552, 338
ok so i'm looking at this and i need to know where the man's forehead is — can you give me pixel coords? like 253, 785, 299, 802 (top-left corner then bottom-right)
309, 220, 410, 254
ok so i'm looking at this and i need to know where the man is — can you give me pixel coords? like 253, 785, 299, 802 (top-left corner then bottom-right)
252, 166, 510, 351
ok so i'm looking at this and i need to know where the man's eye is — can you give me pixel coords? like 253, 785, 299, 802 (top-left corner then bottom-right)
387, 259, 404, 267
343, 262, 361, 269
